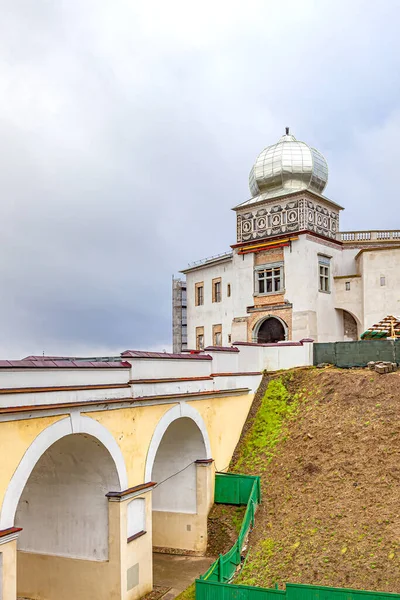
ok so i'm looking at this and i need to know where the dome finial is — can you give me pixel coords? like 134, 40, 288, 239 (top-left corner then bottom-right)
285, 126, 289, 135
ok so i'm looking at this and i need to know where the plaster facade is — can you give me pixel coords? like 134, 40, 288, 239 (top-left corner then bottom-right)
179, 131, 400, 347
0, 340, 317, 600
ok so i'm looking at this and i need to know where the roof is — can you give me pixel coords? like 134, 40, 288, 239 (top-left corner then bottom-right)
0, 360, 131, 369
361, 315, 400, 340
23, 355, 121, 362
204, 346, 240, 353
121, 350, 213, 360
181, 252, 233, 274
355, 245, 400, 260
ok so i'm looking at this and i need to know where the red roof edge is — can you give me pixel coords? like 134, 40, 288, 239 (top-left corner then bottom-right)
204, 346, 240, 353
121, 350, 212, 360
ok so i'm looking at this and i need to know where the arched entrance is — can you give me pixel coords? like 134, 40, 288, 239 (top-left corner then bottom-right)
145, 405, 213, 555
15, 434, 119, 561
1, 416, 128, 600
255, 316, 287, 343
343, 310, 358, 341
152, 418, 206, 513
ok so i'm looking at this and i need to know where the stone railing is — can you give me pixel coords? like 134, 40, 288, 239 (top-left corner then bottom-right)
338, 230, 400, 243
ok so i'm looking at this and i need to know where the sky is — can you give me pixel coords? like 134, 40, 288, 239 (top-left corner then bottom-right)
0, 0, 400, 358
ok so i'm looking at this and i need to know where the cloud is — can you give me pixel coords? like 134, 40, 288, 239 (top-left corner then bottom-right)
0, 0, 399, 357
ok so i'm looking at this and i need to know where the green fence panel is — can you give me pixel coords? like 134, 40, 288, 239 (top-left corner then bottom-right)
196, 581, 400, 600
313, 343, 336, 365
196, 579, 285, 600
202, 474, 261, 585
215, 473, 260, 505
335, 340, 395, 368
313, 340, 397, 368
286, 583, 400, 600
395, 340, 400, 365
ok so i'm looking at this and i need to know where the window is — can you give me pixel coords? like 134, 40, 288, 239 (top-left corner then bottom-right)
127, 498, 146, 542
380, 276, 386, 287
212, 278, 222, 302
255, 263, 283, 294
196, 326, 204, 350
195, 282, 204, 306
213, 324, 222, 346
318, 255, 331, 293
227, 283, 231, 297
345, 281, 351, 291
228, 334, 232, 343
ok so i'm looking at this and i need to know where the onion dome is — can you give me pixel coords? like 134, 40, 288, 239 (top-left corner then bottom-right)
249, 128, 328, 200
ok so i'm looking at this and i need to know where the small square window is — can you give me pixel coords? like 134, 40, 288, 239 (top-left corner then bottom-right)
345, 281, 351, 291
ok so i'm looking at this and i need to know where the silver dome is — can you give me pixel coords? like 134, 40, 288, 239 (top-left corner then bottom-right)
249, 129, 328, 199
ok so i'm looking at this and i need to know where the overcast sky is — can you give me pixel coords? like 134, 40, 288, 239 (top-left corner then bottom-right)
0, 1, 399, 358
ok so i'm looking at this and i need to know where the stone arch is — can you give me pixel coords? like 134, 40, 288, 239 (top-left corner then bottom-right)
0, 414, 128, 531
252, 315, 288, 343
144, 403, 211, 483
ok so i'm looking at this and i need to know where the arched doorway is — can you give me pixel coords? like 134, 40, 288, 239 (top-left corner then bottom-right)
343, 310, 358, 341
145, 405, 212, 556
15, 434, 119, 561
255, 316, 287, 343
151, 418, 206, 513
1, 416, 128, 600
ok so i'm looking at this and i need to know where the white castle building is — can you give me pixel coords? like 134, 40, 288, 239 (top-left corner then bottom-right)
173, 129, 400, 351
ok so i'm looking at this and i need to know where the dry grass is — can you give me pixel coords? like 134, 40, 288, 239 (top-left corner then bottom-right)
234, 367, 400, 593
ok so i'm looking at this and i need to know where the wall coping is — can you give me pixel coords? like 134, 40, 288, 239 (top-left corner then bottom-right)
234, 339, 313, 348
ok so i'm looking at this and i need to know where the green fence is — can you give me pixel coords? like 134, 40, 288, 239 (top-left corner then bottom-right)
200, 473, 261, 584
196, 475, 400, 600
314, 340, 400, 368
196, 579, 400, 600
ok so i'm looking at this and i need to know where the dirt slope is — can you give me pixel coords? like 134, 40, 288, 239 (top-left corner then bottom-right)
231, 367, 400, 593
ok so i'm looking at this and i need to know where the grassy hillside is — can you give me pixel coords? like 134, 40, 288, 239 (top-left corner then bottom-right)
231, 367, 400, 593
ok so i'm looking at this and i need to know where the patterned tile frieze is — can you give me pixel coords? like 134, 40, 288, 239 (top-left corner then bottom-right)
236, 196, 339, 243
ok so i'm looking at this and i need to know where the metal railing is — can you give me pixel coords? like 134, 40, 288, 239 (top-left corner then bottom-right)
187, 252, 233, 268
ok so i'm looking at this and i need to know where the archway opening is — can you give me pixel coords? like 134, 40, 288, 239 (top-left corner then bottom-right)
151, 418, 206, 514
15, 433, 120, 600
149, 416, 211, 556
256, 316, 286, 343
343, 310, 358, 341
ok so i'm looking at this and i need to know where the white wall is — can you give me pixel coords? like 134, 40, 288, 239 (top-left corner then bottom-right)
185, 259, 235, 349
0, 366, 129, 390
236, 341, 313, 372
360, 249, 400, 331
15, 434, 120, 561
127, 357, 212, 380
284, 236, 344, 341
334, 277, 363, 328
1, 385, 130, 409
151, 418, 207, 513
131, 378, 214, 398
232, 251, 254, 317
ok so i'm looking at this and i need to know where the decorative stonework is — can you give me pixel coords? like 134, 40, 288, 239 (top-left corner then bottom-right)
236, 194, 339, 243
